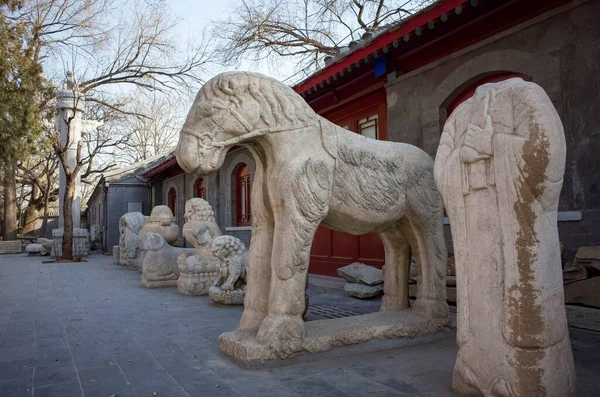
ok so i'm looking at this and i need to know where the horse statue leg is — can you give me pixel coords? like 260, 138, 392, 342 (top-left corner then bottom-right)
239, 166, 273, 333
379, 221, 412, 312
405, 172, 449, 319
256, 160, 331, 356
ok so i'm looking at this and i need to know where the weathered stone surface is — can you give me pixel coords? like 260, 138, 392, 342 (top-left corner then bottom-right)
177, 254, 220, 296
447, 256, 455, 276
563, 264, 588, 283
219, 311, 452, 366
0, 241, 21, 254
435, 78, 576, 397
51, 228, 89, 259
209, 235, 248, 305
584, 261, 600, 277
575, 246, 600, 261
343, 282, 383, 298
25, 243, 49, 256
141, 206, 180, 245
177, 198, 222, 296
565, 277, 600, 308
38, 238, 54, 253
119, 212, 146, 268
337, 263, 383, 286
140, 232, 194, 288
176, 71, 448, 362
112, 245, 120, 266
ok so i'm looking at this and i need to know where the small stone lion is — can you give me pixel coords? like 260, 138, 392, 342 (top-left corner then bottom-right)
212, 235, 248, 291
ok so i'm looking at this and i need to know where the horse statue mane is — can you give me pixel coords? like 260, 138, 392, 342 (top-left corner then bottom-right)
191, 71, 317, 131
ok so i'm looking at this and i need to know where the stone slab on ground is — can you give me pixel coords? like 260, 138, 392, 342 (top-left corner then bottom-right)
337, 262, 383, 286
344, 282, 383, 298
565, 277, 600, 308
575, 246, 600, 261
219, 311, 453, 367
1, 253, 600, 397
0, 241, 21, 254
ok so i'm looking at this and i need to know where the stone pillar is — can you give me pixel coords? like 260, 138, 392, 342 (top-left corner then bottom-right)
52, 71, 89, 258
56, 71, 84, 229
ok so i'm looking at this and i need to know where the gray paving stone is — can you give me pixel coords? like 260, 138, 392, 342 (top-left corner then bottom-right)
33, 364, 79, 388
0, 378, 33, 397
2, 254, 600, 397
0, 360, 34, 383
33, 381, 83, 397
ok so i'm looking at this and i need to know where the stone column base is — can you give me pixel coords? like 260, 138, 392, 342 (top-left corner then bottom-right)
51, 228, 89, 259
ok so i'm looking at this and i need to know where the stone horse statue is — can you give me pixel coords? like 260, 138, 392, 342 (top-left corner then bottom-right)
176, 71, 448, 353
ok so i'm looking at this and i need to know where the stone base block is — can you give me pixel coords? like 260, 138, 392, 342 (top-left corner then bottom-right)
177, 272, 219, 296
52, 228, 89, 258
219, 310, 453, 367
141, 277, 178, 288
112, 245, 120, 266
209, 285, 245, 305
0, 241, 21, 254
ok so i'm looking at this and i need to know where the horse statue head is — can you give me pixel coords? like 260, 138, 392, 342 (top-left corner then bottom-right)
176, 72, 318, 175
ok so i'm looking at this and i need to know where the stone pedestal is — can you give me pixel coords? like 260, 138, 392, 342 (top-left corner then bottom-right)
51, 228, 89, 259
177, 254, 220, 296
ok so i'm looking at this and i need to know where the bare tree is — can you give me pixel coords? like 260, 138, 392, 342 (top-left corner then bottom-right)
4, 0, 211, 259
117, 92, 182, 164
215, 0, 435, 73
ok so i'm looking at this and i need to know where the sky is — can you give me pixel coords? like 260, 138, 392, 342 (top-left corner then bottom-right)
166, 0, 298, 82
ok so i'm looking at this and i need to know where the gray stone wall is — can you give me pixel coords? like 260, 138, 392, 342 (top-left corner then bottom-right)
106, 183, 149, 251
386, 0, 600, 255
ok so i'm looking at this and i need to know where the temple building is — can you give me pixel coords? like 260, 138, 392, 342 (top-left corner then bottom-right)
88, 0, 600, 279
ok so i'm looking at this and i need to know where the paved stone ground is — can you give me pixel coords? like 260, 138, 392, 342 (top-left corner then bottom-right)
1, 253, 599, 397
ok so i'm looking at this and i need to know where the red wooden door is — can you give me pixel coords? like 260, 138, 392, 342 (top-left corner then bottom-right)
309, 93, 387, 277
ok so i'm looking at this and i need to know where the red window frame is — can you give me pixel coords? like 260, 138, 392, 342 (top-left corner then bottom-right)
195, 178, 206, 200
168, 188, 177, 217
236, 164, 252, 226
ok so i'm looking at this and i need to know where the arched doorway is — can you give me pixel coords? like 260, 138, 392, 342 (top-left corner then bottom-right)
168, 188, 177, 216
447, 72, 532, 116
235, 164, 251, 226
195, 178, 206, 200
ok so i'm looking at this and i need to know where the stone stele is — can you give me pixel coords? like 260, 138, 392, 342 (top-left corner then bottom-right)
119, 212, 146, 268
140, 232, 195, 288
177, 198, 222, 296
208, 235, 248, 305
176, 71, 450, 365
434, 78, 576, 397
141, 206, 180, 245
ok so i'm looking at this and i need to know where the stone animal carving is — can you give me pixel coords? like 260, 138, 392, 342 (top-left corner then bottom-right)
140, 232, 195, 288
434, 78, 576, 397
119, 212, 146, 268
208, 235, 248, 305
177, 198, 222, 296
141, 205, 180, 245
176, 71, 448, 354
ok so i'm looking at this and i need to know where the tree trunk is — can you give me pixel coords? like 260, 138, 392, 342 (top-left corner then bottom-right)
40, 187, 50, 238
61, 178, 75, 260
22, 185, 43, 235
3, 159, 18, 241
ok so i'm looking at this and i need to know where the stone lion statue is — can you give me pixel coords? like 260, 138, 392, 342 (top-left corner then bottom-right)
176, 71, 448, 354
208, 235, 248, 305
178, 198, 222, 296
212, 235, 248, 291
